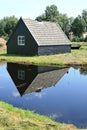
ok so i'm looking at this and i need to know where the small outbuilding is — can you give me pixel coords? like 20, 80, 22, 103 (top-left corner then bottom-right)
7, 17, 71, 55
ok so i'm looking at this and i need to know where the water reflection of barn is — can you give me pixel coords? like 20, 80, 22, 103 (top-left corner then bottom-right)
7, 63, 68, 96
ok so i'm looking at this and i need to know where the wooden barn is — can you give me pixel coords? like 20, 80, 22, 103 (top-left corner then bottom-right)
7, 63, 69, 96
7, 17, 71, 55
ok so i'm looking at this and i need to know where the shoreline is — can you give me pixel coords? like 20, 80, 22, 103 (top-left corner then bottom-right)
0, 101, 77, 130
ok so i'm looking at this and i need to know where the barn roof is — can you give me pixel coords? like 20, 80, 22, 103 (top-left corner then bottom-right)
22, 18, 71, 46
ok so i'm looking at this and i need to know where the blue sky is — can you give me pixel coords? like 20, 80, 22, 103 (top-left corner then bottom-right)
0, 0, 87, 19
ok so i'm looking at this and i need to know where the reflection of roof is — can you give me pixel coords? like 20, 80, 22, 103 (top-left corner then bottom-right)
23, 18, 71, 46
7, 62, 68, 96
23, 68, 68, 95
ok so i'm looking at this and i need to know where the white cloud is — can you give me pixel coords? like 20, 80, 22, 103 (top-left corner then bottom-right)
35, 92, 46, 99
12, 92, 20, 97
49, 113, 63, 120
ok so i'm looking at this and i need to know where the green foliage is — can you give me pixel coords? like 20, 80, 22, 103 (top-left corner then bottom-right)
82, 9, 87, 31
36, 14, 46, 21
82, 10, 87, 22
0, 16, 18, 39
36, 5, 87, 40
71, 16, 85, 37
71, 36, 80, 42
36, 4, 59, 23
80, 68, 87, 75
71, 36, 87, 42
84, 36, 87, 42
59, 14, 72, 36
71, 11, 87, 38
0, 20, 6, 36
36, 5, 72, 37
45, 4, 59, 22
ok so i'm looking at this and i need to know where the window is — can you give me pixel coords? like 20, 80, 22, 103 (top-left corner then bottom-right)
18, 70, 25, 80
18, 36, 25, 46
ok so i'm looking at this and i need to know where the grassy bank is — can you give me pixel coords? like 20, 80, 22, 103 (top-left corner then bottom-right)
0, 42, 87, 67
0, 101, 77, 130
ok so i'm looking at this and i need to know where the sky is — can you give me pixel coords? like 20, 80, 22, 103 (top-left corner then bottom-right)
0, 0, 87, 19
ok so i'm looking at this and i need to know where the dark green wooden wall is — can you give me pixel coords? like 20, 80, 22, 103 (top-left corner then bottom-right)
7, 19, 38, 55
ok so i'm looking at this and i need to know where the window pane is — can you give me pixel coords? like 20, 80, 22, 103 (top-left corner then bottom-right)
18, 36, 25, 45
18, 70, 25, 80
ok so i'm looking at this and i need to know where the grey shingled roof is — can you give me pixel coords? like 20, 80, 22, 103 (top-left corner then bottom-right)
22, 18, 71, 46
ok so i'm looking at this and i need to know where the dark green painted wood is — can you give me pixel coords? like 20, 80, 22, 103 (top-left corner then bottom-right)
38, 45, 71, 55
7, 19, 38, 56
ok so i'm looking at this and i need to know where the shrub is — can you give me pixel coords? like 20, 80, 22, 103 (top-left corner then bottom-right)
71, 36, 80, 42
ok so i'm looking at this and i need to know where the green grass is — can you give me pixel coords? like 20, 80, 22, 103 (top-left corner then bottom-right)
0, 101, 77, 130
0, 43, 87, 67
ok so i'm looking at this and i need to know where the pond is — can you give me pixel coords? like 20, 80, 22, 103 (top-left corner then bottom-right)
0, 62, 87, 128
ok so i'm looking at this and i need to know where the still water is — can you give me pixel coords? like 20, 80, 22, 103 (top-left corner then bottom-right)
0, 63, 87, 128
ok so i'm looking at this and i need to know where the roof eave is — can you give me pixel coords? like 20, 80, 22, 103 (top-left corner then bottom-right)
38, 43, 71, 46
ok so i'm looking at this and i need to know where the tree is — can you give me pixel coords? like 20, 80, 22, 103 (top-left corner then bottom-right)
0, 20, 6, 37
36, 14, 46, 21
82, 9, 87, 31
80, 68, 87, 75
36, 5, 59, 23
4, 16, 18, 36
59, 14, 72, 36
71, 16, 85, 37
36, 4, 73, 37
0, 16, 18, 39
45, 5, 59, 22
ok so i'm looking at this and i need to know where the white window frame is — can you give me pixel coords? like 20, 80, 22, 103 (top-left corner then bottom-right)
18, 36, 25, 46
18, 70, 25, 80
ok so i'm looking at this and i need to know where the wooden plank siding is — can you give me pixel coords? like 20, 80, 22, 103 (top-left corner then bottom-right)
38, 45, 71, 55
7, 19, 38, 55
